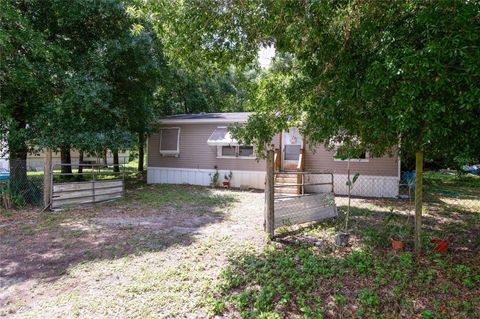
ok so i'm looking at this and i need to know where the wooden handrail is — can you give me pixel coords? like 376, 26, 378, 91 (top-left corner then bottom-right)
297, 148, 305, 171
274, 149, 281, 171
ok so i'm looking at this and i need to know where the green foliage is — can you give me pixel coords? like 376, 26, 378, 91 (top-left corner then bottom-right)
169, 1, 480, 163
209, 166, 220, 188
1, 0, 167, 163
346, 173, 360, 187
216, 242, 478, 318
224, 171, 233, 181
0, 0, 56, 158
155, 64, 259, 115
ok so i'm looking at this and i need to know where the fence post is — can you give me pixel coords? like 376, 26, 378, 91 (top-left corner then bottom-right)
414, 150, 424, 255
265, 149, 275, 238
43, 148, 52, 209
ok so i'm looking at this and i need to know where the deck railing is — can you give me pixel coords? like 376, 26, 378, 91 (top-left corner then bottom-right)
274, 149, 282, 172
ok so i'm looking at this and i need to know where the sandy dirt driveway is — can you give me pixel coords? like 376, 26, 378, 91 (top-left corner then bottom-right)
0, 184, 265, 318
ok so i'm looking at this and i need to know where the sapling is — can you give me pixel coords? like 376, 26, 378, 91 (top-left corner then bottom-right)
345, 158, 360, 232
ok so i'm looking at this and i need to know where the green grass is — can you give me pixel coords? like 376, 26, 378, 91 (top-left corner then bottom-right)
424, 171, 480, 189
130, 184, 237, 211
210, 171, 480, 318
215, 242, 479, 318
2, 172, 479, 318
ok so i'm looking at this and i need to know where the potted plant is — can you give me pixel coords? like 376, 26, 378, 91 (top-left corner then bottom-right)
431, 238, 449, 253
223, 171, 233, 188
391, 224, 409, 252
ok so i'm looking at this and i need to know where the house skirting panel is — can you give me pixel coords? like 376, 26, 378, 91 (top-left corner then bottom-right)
147, 167, 266, 190
147, 167, 399, 198
305, 174, 399, 198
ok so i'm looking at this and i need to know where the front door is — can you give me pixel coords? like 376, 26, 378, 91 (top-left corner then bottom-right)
282, 128, 303, 171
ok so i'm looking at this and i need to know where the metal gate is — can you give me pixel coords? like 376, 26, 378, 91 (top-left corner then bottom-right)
273, 172, 337, 229
50, 163, 125, 210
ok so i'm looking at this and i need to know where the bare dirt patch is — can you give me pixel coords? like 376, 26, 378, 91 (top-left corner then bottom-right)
0, 185, 265, 318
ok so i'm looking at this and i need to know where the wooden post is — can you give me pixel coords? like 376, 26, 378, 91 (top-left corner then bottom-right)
43, 148, 52, 209
414, 150, 424, 255
265, 149, 275, 238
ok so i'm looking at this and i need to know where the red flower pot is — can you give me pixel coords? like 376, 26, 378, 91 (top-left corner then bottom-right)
391, 239, 405, 251
223, 181, 230, 188
431, 239, 448, 253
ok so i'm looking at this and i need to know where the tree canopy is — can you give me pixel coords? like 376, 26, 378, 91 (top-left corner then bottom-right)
153, 0, 480, 165
143, 0, 480, 253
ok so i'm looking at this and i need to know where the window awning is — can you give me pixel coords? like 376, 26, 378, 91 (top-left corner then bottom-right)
207, 127, 238, 146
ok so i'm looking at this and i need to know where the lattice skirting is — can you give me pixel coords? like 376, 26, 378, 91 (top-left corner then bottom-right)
147, 167, 266, 190
147, 167, 399, 197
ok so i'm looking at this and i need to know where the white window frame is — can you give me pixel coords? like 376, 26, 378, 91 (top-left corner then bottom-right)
216, 145, 256, 159
159, 127, 181, 156
217, 145, 238, 159
333, 150, 369, 162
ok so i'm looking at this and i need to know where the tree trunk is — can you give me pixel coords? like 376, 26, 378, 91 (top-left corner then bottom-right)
103, 149, 108, 166
414, 150, 424, 255
60, 147, 72, 176
8, 103, 28, 191
264, 150, 275, 238
345, 158, 351, 232
78, 150, 84, 174
138, 132, 145, 172
113, 150, 119, 172
9, 149, 28, 191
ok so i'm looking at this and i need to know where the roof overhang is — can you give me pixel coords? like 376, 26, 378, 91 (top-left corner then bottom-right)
159, 112, 251, 125
160, 118, 246, 125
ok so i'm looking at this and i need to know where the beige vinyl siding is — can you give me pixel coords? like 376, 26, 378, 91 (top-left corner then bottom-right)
148, 123, 398, 177
304, 145, 398, 177
148, 124, 271, 171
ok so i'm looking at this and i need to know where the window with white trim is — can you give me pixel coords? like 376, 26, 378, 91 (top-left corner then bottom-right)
160, 127, 180, 156
217, 145, 255, 159
221, 145, 237, 157
238, 146, 254, 157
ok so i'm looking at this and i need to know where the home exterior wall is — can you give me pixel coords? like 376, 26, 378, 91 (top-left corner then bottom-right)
304, 145, 399, 177
302, 145, 400, 197
148, 124, 272, 172
147, 123, 400, 197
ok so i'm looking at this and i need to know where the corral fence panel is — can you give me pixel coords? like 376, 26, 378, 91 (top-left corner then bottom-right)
273, 172, 338, 230
51, 163, 125, 210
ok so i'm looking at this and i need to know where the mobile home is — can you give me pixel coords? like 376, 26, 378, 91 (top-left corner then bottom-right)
147, 113, 400, 197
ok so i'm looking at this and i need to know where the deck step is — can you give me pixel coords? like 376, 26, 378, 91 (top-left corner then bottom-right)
275, 173, 298, 178
275, 187, 300, 195
274, 171, 305, 195
275, 177, 297, 183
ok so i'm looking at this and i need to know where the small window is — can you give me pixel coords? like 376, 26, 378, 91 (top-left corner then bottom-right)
238, 146, 254, 157
221, 146, 237, 157
217, 145, 255, 159
160, 128, 180, 155
284, 145, 301, 160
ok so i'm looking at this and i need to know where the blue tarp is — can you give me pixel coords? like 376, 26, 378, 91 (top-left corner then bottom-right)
0, 168, 10, 181
462, 164, 479, 175
401, 171, 416, 189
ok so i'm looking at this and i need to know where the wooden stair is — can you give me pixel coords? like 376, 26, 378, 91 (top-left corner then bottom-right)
275, 172, 301, 196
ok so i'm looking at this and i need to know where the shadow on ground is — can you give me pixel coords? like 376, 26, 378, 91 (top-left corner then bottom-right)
212, 191, 479, 319
0, 184, 238, 298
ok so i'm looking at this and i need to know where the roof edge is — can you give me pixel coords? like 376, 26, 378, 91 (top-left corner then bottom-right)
160, 118, 248, 125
